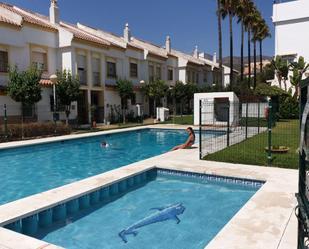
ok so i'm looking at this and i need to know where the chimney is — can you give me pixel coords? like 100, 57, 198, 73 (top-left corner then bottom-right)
193, 45, 199, 59
124, 23, 131, 43
165, 36, 171, 53
213, 52, 217, 64
49, 0, 59, 24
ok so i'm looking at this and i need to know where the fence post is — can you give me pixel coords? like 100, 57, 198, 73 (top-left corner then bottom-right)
267, 99, 272, 166
199, 99, 202, 160
257, 101, 260, 134
227, 101, 230, 147
245, 101, 248, 139
4, 104, 8, 141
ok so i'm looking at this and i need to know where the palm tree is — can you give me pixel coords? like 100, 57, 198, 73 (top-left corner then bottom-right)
217, 0, 223, 88
289, 56, 309, 97
220, 0, 238, 89
242, 1, 257, 88
257, 21, 271, 74
251, 12, 263, 88
236, 0, 249, 82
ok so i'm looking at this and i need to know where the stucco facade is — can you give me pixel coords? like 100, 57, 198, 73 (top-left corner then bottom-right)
272, 0, 309, 90
0, 1, 233, 124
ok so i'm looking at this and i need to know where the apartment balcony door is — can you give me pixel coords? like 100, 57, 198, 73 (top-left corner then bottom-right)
77, 90, 89, 124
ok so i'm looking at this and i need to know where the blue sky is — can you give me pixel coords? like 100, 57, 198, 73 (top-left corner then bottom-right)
6, 0, 275, 57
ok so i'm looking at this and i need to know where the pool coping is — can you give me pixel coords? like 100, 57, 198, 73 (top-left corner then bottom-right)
0, 125, 298, 249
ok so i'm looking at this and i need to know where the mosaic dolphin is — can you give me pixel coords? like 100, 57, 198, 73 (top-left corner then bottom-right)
119, 203, 185, 243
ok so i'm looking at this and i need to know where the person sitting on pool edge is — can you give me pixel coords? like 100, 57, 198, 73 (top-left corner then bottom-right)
171, 127, 195, 151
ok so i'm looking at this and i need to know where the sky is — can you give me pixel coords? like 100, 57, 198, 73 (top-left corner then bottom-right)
5, 0, 275, 57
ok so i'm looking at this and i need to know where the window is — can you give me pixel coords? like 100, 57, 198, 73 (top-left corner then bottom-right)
156, 65, 161, 80
203, 72, 208, 83
168, 68, 173, 81
92, 57, 101, 86
32, 51, 47, 71
282, 55, 296, 65
130, 62, 138, 78
0, 51, 8, 73
106, 61, 117, 78
186, 70, 191, 83
149, 65, 154, 82
131, 93, 136, 105
195, 72, 199, 83
77, 54, 87, 85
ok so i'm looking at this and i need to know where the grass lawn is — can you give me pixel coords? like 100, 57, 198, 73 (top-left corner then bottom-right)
165, 115, 193, 125
204, 119, 299, 169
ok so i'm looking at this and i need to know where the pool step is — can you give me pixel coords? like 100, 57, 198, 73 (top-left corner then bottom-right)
3, 169, 156, 236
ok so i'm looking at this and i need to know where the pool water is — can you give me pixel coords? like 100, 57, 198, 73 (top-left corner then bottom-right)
35, 172, 259, 249
0, 129, 220, 205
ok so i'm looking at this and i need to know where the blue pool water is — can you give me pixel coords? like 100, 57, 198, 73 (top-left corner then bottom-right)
0, 129, 221, 205
35, 171, 259, 249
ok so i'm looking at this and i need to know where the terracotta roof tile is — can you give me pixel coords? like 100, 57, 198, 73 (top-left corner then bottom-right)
0, 2, 57, 30
0, 14, 20, 26
39, 78, 52, 86
77, 23, 144, 51
131, 38, 168, 59
60, 22, 110, 46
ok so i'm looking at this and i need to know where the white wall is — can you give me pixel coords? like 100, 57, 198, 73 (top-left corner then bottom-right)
194, 92, 239, 126
242, 103, 268, 118
273, 0, 309, 91
37, 88, 77, 122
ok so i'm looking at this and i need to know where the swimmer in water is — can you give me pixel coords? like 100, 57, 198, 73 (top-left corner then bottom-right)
101, 141, 109, 148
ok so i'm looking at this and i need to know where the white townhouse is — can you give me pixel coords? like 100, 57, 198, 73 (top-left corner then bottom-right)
272, 0, 309, 89
0, 0, 231, 124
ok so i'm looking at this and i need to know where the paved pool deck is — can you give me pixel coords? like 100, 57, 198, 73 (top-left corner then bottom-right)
0, 124, 298, 249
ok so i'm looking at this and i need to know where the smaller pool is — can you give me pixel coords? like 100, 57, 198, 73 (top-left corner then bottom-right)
12, 169, 263, 249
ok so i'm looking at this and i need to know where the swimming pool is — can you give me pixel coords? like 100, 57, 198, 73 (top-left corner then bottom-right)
31, 169, 261, 249
0, 128, 222, 205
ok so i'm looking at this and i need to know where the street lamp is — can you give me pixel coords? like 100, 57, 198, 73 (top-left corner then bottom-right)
50, 74, 58, 131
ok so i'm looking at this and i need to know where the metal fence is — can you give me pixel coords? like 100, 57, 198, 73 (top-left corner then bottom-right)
296, 78, 309, 249
200, 99, 299, 168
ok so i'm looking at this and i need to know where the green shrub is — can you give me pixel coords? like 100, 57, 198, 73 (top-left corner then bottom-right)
1, 122, 71, 141
278, 95, 299, 119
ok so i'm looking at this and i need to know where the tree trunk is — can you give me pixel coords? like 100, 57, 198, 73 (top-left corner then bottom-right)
229, 14, 234, 89
241, 23, 244, 82
277, 73, 282, 89
248, 30, 251, 89
153, 98, 156, 119
65, 106, 71, 126
217, 0, 223, 88
122, 108, 126, 124
21, 103, 24, 139
173, 97, 176, 116
259, 40, 263, 75
254, 40, 257, 89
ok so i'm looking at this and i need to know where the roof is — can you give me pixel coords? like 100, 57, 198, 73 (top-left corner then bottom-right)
0, 2, 110, 47
130, 38, 168, 59
39, 78, 52, 86
170, 49, 204, 66
0, 2, 57, 30
60, 22, 110, 47
77, 23, 143, 51
0, 2, 218, 68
